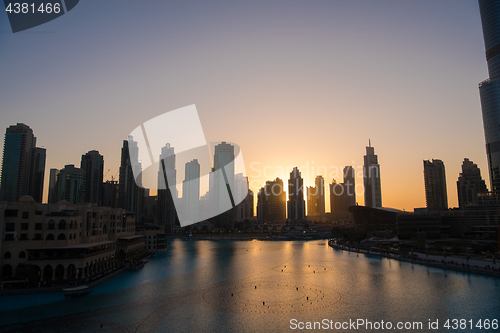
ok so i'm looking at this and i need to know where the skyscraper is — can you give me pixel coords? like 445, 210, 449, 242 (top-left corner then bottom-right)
81, 150, 104, 205
54, 164, 86, 204
182, 159, 200, 222
48, 168, 59, 203
30, 147, 46, 203
0, 123, 45, 203
157, 143, 177, 231
287, 167, 305, 221
457, 158, 488, 209
330, 166, 356, 213
478, 0, 500, 192
257, 178, 286, 222
306, 175, 325, 217
363, 141, 382, 207
118, 137, 144, 215
423, 159, 448, 212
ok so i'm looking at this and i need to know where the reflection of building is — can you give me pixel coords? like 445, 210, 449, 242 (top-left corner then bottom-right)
478, 0, 500, 192
287, 167, 305, 221
330, 166, 356, 214
54, 164, 86, 204
363, 141, 382, 208
0, 197, 146, 281
424, 159, 448, 212
118, 137, 144, 217
457, 158, 488, 209
307, 176, 325, 217
257, 178, 286, 223
81, 150, 104, 205
0, 123, 46, 203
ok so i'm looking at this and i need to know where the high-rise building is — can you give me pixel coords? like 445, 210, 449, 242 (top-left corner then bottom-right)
457, 158, 488, 209
478, 1, 500, 192
118, 137, 144, 215
102, 179, 119, 208
81, 150, 104, 205
213, 142, 235, 205
330, 166, 356, 213
257, 178, 286, 222
48, 168, 59, 203
157, 143, 177, 231
30, 147, 46, 203
234, 174, 254, 221
0, 123, 45, 203
54, 164, 86, 204
363, 141, 382, 207
287, 167, 305, 221
306, 175, 325, 217
182, 159, 200, 222
423, 159, 448, 212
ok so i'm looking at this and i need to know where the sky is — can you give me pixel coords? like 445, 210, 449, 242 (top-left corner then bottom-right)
0, 0, 489, 212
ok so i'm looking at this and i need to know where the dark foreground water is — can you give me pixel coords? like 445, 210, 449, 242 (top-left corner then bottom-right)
0, 239, 499, 332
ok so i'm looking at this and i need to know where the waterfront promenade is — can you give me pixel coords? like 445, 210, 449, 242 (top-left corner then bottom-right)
328, 239, 500, 278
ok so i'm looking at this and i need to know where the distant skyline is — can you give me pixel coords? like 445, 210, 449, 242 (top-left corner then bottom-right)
0, 1, 488, 211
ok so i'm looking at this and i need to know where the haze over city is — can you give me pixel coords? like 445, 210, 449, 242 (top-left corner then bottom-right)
0, 0, 488, 211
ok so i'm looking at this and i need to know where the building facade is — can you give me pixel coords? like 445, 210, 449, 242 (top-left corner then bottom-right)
257, 178, 286, 223
457, 158, 488, 209
287, 167, 305, 221
81, 150, 104, 205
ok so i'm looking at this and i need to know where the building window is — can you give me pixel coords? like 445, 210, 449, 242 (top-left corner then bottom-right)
5, 234, 14, 241
21, 223, 29, 230
35, 223, 42, 230
34, 234, 42, 240
19, 251, 26, 258
35, 211, 42, 215
4, 210, 17, 217
20, 234, 28, 240
4, 252, 11, 259
22, 212, 29, 219
6, 223, 15, 232
46, 234, 54, 240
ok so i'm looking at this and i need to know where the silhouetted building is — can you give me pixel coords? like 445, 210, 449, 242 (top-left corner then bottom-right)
234, 174, 253, 221
102, 179, 119, 208
307, 175, 325, 217
157, 143, 177, 232
424, 159, 448, 212
363, 141, 382, 207
0, 123, 45, 203
287, 167, 305, 221
257, 178, 286, 222
330, 166, 356, 214
81, 150, 104, 205
182, 159, 200, 222
118, 137, 144, 216
478, 0, 500, 192
30, 147, 46, 203
457, 158, 488, 209
48, 168, 59, 204
54, 164, 85, 204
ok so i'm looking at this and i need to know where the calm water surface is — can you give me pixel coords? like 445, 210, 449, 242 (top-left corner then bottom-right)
1, 239, 499, 332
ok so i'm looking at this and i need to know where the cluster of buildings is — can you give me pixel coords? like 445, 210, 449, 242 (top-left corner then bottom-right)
256, 142, 382, 226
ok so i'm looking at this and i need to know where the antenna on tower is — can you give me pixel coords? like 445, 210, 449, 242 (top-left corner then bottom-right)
369, 139, 371, 147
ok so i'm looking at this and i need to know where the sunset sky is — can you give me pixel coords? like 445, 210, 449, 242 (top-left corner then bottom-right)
0, 0, 489, 212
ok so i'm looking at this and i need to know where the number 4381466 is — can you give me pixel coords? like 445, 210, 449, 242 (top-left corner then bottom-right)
444, 319, 498, 330
5, 3, 61, 14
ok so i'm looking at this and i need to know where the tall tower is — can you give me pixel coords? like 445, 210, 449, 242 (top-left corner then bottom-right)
54, 164, 86, 204
118, 137, 144, 215
287, 167, 305, 220
182, 159, 200, 222
157, 143, 177, 231
363, 141, 382, 207
81, 150, 104, 205
423, 159, 448, 212
0, 123, 45, 203
457, 158, 488, 209
478, 1, 500, 192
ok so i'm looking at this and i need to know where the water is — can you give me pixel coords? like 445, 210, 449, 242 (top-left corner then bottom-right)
0, 239, 499, 332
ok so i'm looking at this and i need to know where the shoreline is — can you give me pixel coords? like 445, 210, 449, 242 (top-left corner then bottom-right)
328, 240, 500, 278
